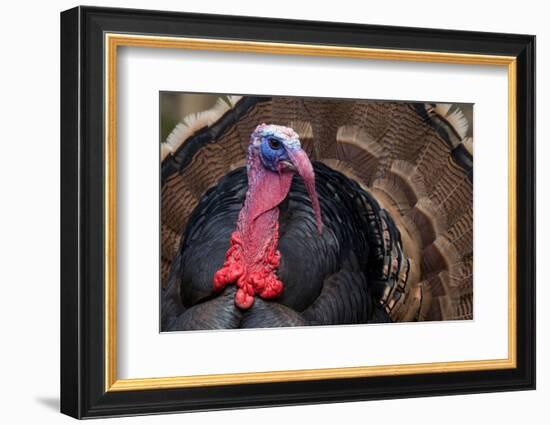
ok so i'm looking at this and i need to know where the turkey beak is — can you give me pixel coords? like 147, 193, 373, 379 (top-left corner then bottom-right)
279, 160, 296, 171
286, 148, 323, 234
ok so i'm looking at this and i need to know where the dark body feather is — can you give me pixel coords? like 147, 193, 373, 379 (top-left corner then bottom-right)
162, 162, 397, 331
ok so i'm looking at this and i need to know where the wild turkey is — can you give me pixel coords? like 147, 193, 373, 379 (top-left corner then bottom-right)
160, 96, 473, 331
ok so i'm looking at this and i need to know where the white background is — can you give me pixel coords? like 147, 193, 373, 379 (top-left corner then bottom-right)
0, 1, 546, 424
118, 48, 508, 379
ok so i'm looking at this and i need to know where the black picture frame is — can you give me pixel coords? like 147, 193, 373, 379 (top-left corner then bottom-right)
60, 5, 536, 419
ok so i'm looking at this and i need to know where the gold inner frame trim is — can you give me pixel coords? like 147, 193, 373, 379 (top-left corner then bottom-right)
104, 33, 518, 392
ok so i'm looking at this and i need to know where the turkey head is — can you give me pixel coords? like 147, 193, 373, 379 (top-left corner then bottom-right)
213, 124, 323, 309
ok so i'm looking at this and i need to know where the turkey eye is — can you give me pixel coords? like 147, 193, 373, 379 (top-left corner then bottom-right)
268, 138, 281, 150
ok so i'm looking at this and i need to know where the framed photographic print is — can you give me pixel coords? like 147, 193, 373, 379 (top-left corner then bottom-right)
60, 5, 536, 419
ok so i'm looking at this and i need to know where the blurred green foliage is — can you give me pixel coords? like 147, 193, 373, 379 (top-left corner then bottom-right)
161, 115, 179, 144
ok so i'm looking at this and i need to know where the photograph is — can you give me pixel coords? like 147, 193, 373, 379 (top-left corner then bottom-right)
160, 94, 474, 331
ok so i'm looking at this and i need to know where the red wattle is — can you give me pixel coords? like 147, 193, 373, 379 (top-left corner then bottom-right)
213, 221, 284, 309
212, 137, 322, 310
213, 152, 293, 310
